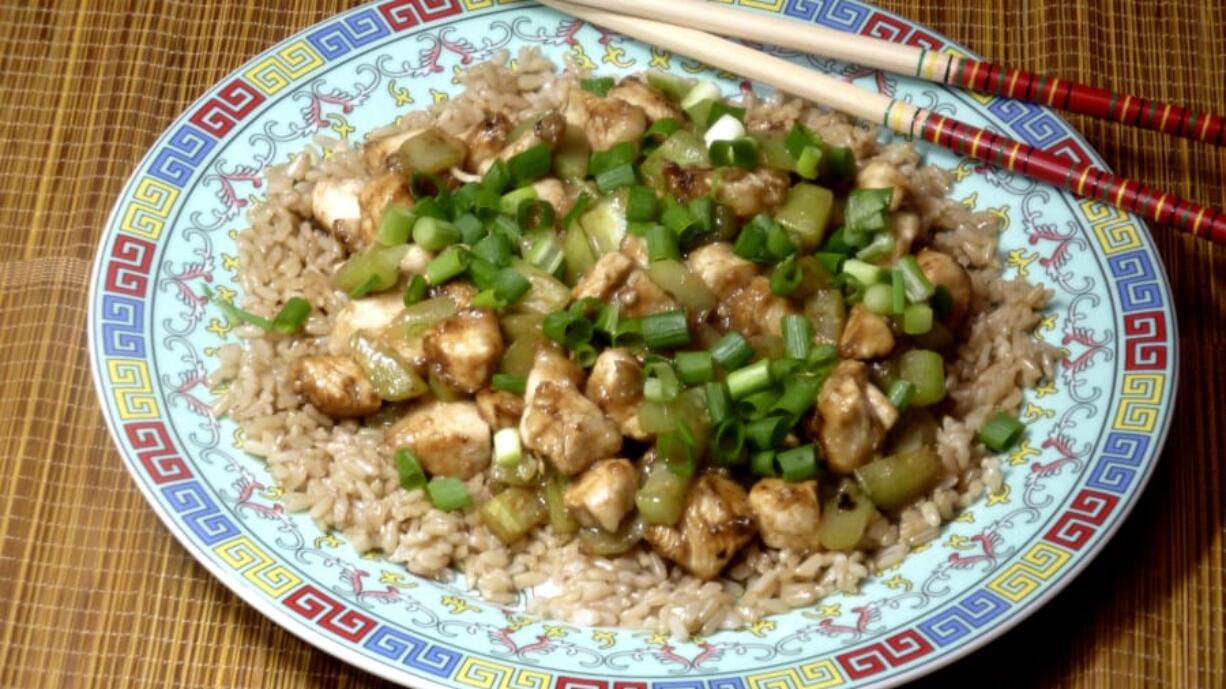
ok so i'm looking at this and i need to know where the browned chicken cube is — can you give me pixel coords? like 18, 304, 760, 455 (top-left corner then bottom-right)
585, 348, 648, 440
839, 304, 896, 360
572, 252, 679, 319
916, 249, 972, 328
748, 478, 822, 552
293, 355, 382, 418
686, 242, 758, 300
386, 399, 491, 479
644, 472, 756, 580
720, 276, 796, 338
464, 113, 512, 172
475, 389, 525, 431
564, 458, 638, 532
519, 381, 623, 476
664, 164, 790, 219
811, 360, 895, 474
608, 77, 682, 122
567, 90, 648, 152
422, 309, 504, 394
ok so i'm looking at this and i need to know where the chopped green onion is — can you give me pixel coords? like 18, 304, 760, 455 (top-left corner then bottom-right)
770, 256, 803, 296
886, 379, 915, 413
516, 199, 556, 231
794, 145, 823, 180
688, 197, 715, 235
589, 141, 638, 177
271, 297, 311, 334
543, 310, 593, 349
493, 268, 533, 304
709, 137, 759, 169
472, 232, 513, 267
727, 358, 772, 399
903, 302, 934, 335
704, 381, 733, 425
771, 375, 822, 417
823, 226, 857, 254
710, 332, 754, 371
641, 309, 691, 350
815, 252, 846, 276
733, 219, 767, 261
455, 213, 486, 245
784, 122, 820, 159
499, 185, 537, 217
845, 187, 893, 239
898, 255, 935, 302
573, 342, 599, 368
492, 373, 527, 395
596, 163, 637, 193
768, 358, 804, 381
856, 231, 894, 262
891, 269, 907, 314
643, 117, 682, 144
646, 223, 680, 262
777, 444, 817, 482
562, 191, 593, 231
660, 197, 699, 240
409, 172, 445, 200
612, 317, 644, 348
394, 448, 427, 491
508, 144, 552, 186
675, 351, 715, 385
737, 389, 781, 419
403, 275, 428, 306
410, 195, 449, 221
467, 257, 499, 290
766, 221, 797, 260
808, 343, 838, 366
978, 411, 1026, 452
751, 450, 778, 477
711, 419, 747, 466
842, 258, 886, 285
781, 314, 812, 360
592, 303, 619, 338
426, 476, 472, 512
826, 146, 856, 179
625, 185, 659, 222
703, 101, 747, 129
581, 76, 615, 96
746, 415, 789, 450
525, 233, 564, 275
470, 288, 503, 310
681, 80, 720, 109
863, 283, 894, 315
483, 159, 511, 194
493, 427, 523, 467
425, 246, 470, 285
378, 204, 417, 245
569, 296, 605, 319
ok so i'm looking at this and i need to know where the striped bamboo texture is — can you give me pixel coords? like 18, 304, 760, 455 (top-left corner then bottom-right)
0, 1, 1221, 688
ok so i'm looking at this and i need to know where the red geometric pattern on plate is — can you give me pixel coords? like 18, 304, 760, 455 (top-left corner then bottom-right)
283, 585, 377, 643
1123, 311, 1169, 371
124, 421, 192, 484
835, 629, 933, 680
188, 79, 265, 138
555, 678, 647, 689
104, 234, 156, 297
378, 0, 463, 31
859, 11, 909, 43
904, 28, 943, 50
1043, 489, 1120, 551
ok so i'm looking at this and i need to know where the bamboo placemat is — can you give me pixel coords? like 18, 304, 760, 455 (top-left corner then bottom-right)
0, 1, 1222, 687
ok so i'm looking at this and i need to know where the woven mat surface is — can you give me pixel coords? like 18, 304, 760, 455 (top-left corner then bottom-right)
0, 1, 1222, 687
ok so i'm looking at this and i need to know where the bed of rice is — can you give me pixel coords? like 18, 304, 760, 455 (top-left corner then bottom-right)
213, 49, 1059, 637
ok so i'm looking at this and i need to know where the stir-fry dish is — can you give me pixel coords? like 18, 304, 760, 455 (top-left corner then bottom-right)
216, 51, 1058, 635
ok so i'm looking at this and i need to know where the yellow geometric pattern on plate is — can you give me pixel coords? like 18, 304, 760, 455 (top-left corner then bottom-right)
243, 40, 324, 96
987, 542, 1072, 602
461, 0, 522, 9
1113, 373, 1163, 433
712, 0, 786, 10
747, 658, 845, 689
106, 359, 158, 419
120, 177, 179, 241
1080, 199, 1142, 254
214, 536, 302, 597
454, 658, 551, 689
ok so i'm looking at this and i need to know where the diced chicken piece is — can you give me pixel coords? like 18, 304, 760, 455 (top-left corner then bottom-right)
524, 344, 586, 402
493, 111, 568, 169
839, 305, 896, 360
311, 178, 364, 247
585, 348, 648, 440
293, 355, 382, 418
748, 478, 822, 552
644, 472, 756, 580
865, 382, 899, 431
856, 160, 907, 211
812, 361, 890, 474
422, 309, 504, 394
363, 127, 425, 171
663, 164, 790, 218
475, 389, 525, 431
399, 244, 434, 275
916, 249, 972, 328
572, 252, 679, 318
889, 211, 921, 262
465, 113, 512, 172
568, 91, 647, 151
520, 381, 622, 475
386, 399, 490, 479
721, 276, 796, 338
356, 171, 411, 247
608, 77, 682, 122
620, 234, 649, 269
686, 242, 758, 300
430, 281, 478, 309
532, 178, 568, 214
564, 458, 638, 532
329, 292, 405, 355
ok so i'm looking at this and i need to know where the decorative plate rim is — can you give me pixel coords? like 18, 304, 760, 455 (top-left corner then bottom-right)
87, 2, 1179, 688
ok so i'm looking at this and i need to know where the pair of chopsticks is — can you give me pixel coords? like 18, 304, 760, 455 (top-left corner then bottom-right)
541, 0, 1226, 245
